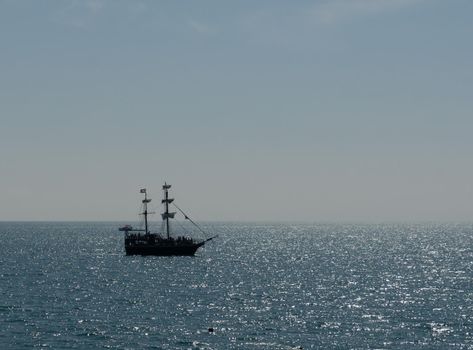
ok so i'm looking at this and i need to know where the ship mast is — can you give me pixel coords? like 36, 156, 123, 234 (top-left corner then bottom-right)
140, 188, 151, 234
162, 182, 175, 239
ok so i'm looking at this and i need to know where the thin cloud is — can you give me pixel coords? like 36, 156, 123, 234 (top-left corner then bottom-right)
51, 0, 107, 29
237, 0, 424, 47
85, 0, 106, 15
188, 20, 212, 34
50, 0, 147, 29
311, 0, 424, 24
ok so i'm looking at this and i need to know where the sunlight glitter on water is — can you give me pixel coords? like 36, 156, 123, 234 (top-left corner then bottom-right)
1, 222, 473, 349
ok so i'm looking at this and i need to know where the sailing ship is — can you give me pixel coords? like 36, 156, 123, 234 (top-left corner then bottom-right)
119, 183, 217, 256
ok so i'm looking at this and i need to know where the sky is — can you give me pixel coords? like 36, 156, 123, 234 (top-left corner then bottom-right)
1, 0, 472, 222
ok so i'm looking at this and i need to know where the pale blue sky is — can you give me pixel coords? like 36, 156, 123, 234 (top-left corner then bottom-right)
1, 0, 472, 221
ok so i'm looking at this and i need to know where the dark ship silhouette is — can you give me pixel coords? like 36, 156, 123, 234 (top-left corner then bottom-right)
119, 183, 216, 256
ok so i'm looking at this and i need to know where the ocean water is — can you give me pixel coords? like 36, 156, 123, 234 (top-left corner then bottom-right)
1, 222, 473, 349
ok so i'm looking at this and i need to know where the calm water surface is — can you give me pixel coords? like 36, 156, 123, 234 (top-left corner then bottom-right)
1, 222, 473, 349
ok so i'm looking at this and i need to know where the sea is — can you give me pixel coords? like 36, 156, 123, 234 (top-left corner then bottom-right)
1, 222, 473, 349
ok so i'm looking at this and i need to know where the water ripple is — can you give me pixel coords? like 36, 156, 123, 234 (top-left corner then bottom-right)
1, 222, 473, 349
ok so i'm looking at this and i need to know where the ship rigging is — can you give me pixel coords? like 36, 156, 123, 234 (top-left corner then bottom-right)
119, 183, 217, 256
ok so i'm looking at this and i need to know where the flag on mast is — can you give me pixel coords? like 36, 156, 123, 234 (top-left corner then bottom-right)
140, 189, 146, 193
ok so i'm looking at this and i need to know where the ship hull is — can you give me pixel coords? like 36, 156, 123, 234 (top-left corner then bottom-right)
125, 242, 204, 256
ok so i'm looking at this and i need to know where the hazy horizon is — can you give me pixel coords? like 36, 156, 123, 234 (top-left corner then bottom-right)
2, 220, 473, 224
1, 0, 472, 222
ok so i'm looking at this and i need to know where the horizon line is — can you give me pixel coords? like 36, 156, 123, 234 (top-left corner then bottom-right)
1, 220, 472, 224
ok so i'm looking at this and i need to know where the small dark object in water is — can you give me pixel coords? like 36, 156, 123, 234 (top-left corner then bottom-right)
208, 327, 214, 333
